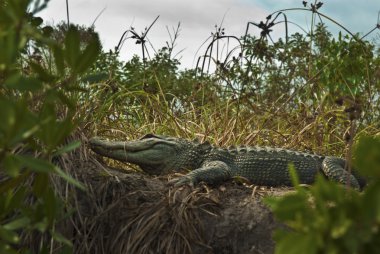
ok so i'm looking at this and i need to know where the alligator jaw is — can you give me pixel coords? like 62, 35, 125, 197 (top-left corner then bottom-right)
88, 137, 177, 175
89, 138, 130, 162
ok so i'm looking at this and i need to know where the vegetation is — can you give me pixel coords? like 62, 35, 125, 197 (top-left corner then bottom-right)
266, 136, 380, 254
0, 0, 379, 253
0, 1, 99, 253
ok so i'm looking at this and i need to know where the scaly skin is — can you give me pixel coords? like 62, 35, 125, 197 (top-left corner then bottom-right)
89, 134, 365, 189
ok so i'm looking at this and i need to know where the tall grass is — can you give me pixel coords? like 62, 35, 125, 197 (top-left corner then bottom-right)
83, 6, 380, 157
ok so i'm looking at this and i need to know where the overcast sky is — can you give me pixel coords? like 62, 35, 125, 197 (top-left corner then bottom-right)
40, 0, 380, 69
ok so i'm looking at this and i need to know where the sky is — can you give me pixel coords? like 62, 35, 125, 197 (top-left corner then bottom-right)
39, 0, 380, 69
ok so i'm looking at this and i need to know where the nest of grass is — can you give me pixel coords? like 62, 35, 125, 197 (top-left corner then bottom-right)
73, 170, 220, 254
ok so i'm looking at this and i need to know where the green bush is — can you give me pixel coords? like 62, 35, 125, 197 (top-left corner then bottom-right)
0, 1, 100, 253
265, 136, 380, 254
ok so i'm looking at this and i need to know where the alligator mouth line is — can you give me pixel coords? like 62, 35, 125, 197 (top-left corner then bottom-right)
89, 139, 134, 161
88, 137, 173, 175
89, 138, 149, 152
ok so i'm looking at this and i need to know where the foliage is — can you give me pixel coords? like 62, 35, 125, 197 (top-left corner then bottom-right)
87, 18, 380, 154
215, 24, 379, 110
80, 2, 380, 253
265, 136, 380, 254
1, 0, 380, 253
0, 1, 100, 253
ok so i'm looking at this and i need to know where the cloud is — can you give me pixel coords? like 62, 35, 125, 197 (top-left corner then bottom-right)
253, 0, 379, 35
41, 0, 271, 68
40, 0, 379, 68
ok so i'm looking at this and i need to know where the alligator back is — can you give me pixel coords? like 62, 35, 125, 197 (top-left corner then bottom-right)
204, 146, 324, 186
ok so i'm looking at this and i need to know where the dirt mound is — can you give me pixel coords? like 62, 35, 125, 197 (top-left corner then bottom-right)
67, 157, 290, 254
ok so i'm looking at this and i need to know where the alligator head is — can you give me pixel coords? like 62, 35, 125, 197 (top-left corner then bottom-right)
89, 134, 210, 175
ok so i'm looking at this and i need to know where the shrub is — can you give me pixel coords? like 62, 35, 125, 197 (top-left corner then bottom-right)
0, 1, 100, 253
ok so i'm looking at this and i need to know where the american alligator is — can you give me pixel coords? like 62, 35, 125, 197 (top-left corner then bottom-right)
89, 134, 365, 189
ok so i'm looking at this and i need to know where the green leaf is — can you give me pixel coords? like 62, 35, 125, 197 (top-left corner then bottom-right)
33, 218, 49, 232
0, 30, 19, 67
53, 140, 81, 156
37, 118, 75, 151
55, 90, 76, 109
51, 231, 73, 247
330, 219, 352, 239
5, 0, 30, 20
362, 182, 380, 222
54, 166, 85, 190
43, 187, 57, 225
4, 74, 43, 92
354, 136, 380, 178
53, 45, 65, 75
0, 98, 40, 147
288, 163, 300, 187
76, 37, 101, 74
266, 193, 309, 222
81, 72, 108, 83
29, 61, 56, 82
58, 245, 74, 254
4, 187, 27, 215
33, 173, 49, 196
0, 243, 17, 254
0, 226, 19, 244
3, 217, 30, 230
0, 173, 29, 194
16, 155, 55, 173
274, 230, 317, 254
0, 98, 16, 134
9, 119, 41, 146
7, 105, 41, 146
64, 26, 81, 69
2, 154, 22, 177
50, 120, 75, 146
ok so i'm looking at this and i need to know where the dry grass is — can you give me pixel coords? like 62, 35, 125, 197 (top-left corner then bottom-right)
86, 91, 372, 157
48, 141, 221, 254
110, 186, 219, 254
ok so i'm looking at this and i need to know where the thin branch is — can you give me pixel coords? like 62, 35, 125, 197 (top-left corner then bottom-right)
65, 0, 70, 28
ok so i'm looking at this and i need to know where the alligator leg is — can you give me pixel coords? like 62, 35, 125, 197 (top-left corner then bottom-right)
169, 161, 232, 187
322, 157, 360, 189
